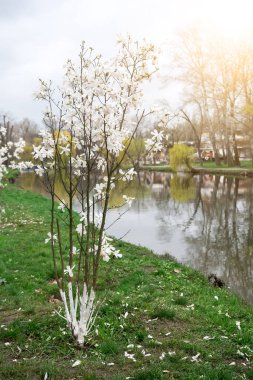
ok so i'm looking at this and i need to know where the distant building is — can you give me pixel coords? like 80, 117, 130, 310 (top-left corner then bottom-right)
198, 132, 252, 161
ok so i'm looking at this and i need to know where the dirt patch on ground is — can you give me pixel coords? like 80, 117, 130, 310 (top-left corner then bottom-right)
146, 318, 189, 341
142, 265, 157, 273
0, 309, 22, 326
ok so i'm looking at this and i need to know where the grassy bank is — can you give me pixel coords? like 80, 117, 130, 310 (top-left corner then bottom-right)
139, 165, 172, 172
194, 160, 253, 170
1, 185, 253, 379
140, 162, 253, 177
192, 161, 253, 177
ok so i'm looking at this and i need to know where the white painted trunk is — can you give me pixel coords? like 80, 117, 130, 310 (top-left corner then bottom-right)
59, 283, 96, 345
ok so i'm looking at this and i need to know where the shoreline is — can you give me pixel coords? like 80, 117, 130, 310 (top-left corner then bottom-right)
139, 164, 253, 177
191, 167, 253, 177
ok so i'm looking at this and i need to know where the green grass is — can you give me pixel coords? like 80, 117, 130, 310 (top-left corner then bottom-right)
174, 296, 188, 306
0, 185, 253, 379
139, 164, 172, 172
194, 161, 231, 169
4, 168, 20, 181
241, 160, 253, 169
194, 160, 253, 170
140, 160, 253, 174
150, 308, 176, 320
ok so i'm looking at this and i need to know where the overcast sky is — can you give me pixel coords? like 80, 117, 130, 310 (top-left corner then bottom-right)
1, 0, 253, 127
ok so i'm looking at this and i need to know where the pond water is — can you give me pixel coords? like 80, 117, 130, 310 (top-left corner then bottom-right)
17, 171, 253, 303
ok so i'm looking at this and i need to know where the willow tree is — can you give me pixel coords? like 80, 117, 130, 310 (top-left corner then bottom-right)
169, 143, 194, 172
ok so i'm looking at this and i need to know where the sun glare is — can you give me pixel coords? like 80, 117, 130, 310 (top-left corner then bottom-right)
195, 0, 253, 41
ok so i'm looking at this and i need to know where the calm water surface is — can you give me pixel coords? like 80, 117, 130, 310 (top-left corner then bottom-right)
17, 171, 253, 303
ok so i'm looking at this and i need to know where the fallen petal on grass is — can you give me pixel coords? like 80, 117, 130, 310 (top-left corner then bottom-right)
72, 360, 81, 367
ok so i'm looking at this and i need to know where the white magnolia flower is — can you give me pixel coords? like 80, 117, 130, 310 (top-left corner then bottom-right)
58, 200, 66, 212
124, 351, 136, 361
151, 129, 164, 141
113, 251, 122, 259
35, 166, 44, 177
122, 195, 135, 207
60, 144, 70, 155
94, 183, 106, 199
72, 246, 79, 255
33, 146, 53, 161
100, 233, 122, 261
94, 212, 102, 227
79, 212, 87, 224
76, 223, 83, 235
45, 232, 57, 244
64, 265, 75, 278
236, 321, 241, 331
119, 168, 136, 182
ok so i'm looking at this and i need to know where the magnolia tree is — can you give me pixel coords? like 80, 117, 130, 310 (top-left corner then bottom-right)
0, 121, 26, 224
0, 122, 26, 187
33, 36, 166, 345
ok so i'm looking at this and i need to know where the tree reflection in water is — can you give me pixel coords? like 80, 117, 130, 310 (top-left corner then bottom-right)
183, 175, 253, 304
152, 173, 253, 304
17, 172, 253, 303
